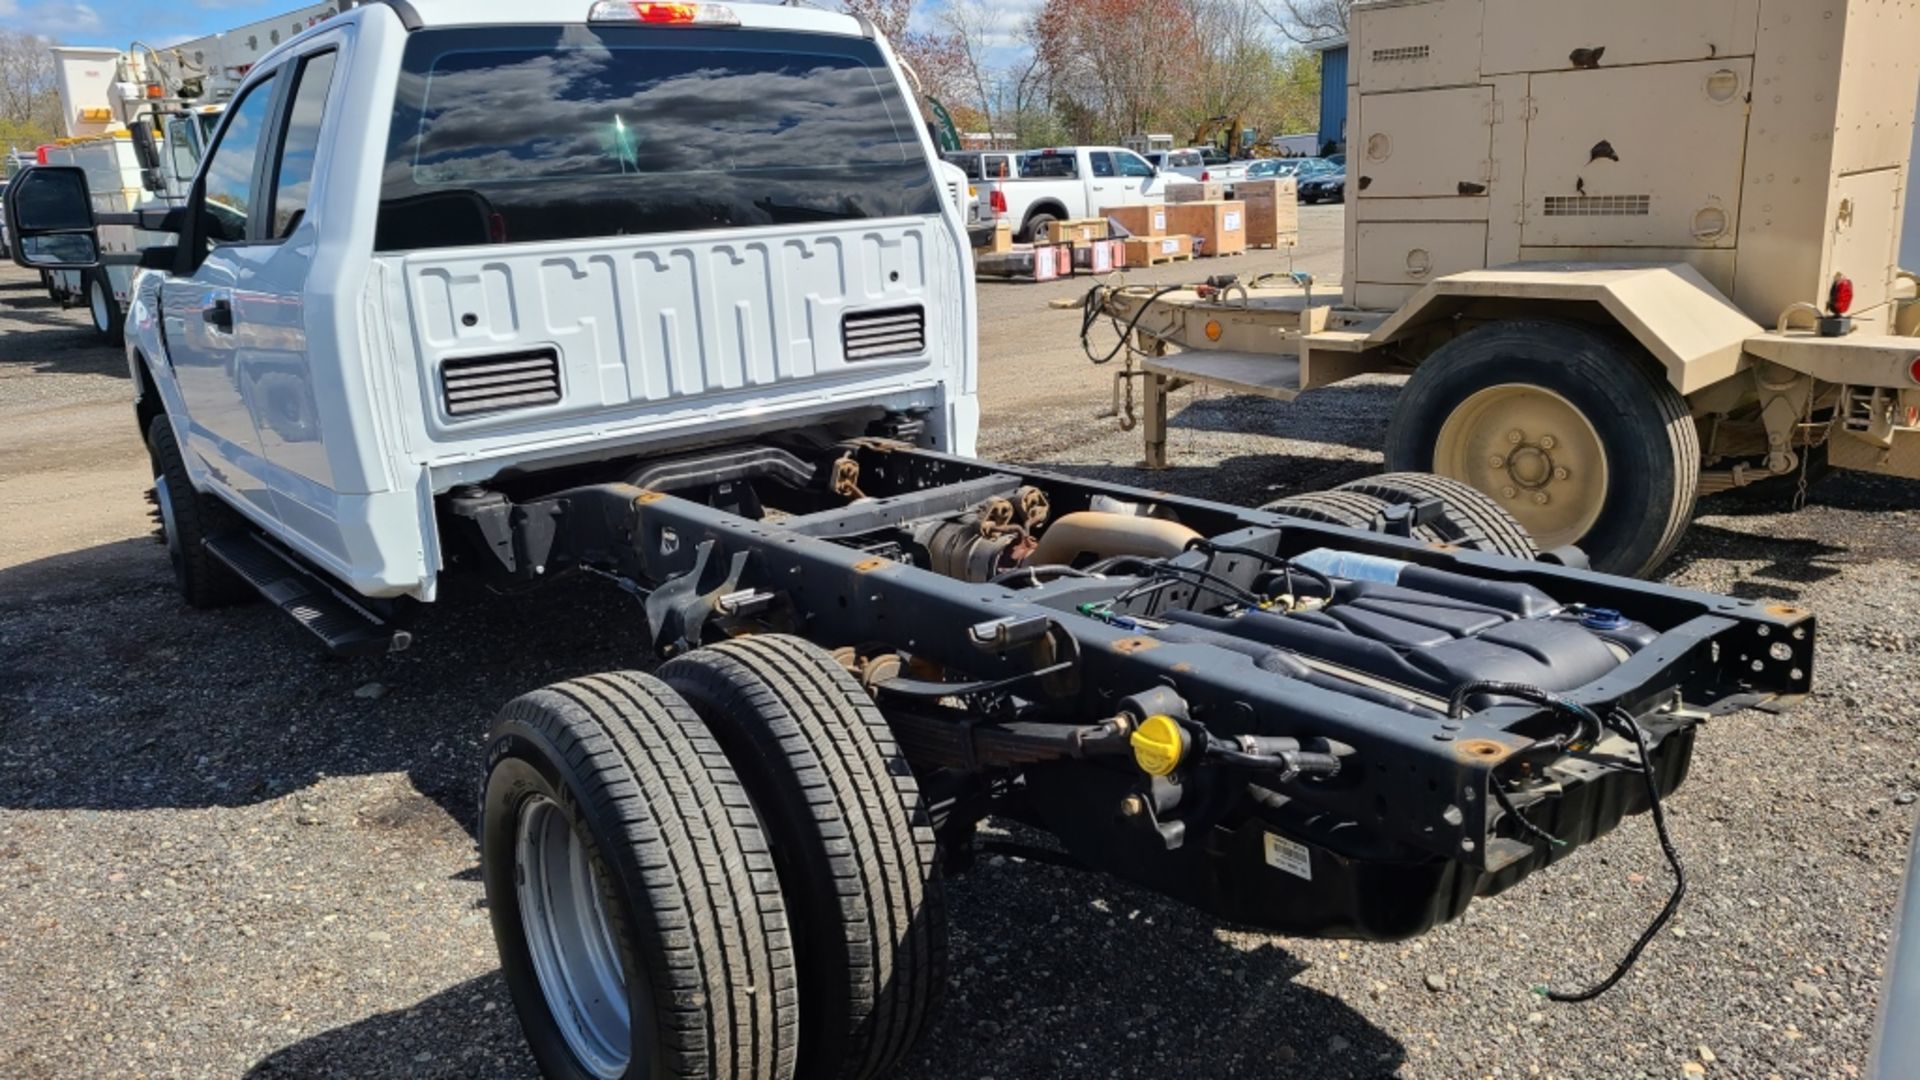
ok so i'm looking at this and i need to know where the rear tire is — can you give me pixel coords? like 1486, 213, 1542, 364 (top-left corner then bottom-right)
482, 672, 799, 1080
86, 270, 124, 345
661, 635, 946, 1080
1023, 211, 1057, 245
1384, 320, 1698, 577
146, 414, 252, 608
1335, 472, 1538, 559
1262, 488, 1394, 529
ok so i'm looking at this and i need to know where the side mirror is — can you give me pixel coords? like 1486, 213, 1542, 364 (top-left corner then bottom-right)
129, 123, 165, 193
5, 166, 101, 270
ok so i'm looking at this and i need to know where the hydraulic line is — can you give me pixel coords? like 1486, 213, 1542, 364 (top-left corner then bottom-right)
1079, 284, 1186, 365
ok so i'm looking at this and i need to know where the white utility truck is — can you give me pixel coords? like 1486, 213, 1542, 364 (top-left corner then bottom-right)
7, 2, 1820, 1077
36, 2, 348, 341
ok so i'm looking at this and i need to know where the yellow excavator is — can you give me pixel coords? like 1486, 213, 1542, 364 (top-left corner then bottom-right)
1189, 114, 1258, 161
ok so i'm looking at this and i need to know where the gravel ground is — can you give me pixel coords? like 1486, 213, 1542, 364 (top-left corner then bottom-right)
3, 209, 1918, 1079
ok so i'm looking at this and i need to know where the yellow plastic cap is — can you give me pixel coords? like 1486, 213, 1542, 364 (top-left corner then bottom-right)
1130, 714, 1187, 777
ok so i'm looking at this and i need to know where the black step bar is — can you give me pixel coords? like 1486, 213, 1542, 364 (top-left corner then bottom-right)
205, 533, 412, 657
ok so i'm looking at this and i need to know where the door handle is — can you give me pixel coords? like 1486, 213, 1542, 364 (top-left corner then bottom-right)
204, 300, 233, 332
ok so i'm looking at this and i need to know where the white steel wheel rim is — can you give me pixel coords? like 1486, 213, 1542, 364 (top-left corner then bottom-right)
90, 279, 111, 333
1432, 383, 1611, 551
515, 794, 633, 1079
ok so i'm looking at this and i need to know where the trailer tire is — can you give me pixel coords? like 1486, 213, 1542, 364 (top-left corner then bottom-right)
481, 672, 799, 1080
85, 269, 124, 345
1335, 472, 1539, 559
661, 635, 946, 1080
1384, 320, 1698, 577
146, 415, 252, 609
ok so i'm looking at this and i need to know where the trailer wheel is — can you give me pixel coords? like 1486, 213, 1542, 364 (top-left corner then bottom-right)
1335, 472, 1538, 559
85, 270, 124, 345
661, 635, 946, 1080
481, 672, 798, 1080
146, 415, 252, 608
1384, 320, 1698, 577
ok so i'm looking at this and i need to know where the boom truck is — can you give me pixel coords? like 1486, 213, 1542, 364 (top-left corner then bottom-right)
7, 1, 1814, 1077
1087, 0, 1920, 578
35, 2, 348, 342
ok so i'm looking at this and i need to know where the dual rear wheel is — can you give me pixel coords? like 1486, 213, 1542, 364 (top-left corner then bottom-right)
482, 637, 944, 1080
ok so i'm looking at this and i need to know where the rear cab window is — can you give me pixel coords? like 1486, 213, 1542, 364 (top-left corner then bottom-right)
1020, 151, 1077, 178
376, 25, 939, 252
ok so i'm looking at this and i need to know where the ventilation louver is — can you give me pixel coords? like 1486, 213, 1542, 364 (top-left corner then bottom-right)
842, 305, 925, 361
441, 349, 562, 417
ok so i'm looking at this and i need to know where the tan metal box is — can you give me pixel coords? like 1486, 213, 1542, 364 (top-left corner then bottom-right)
1343, 0, 1920, 324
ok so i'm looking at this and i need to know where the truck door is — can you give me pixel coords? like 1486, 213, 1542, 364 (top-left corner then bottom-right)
237, 46, 346, 555
1086, 151, 1119, 215
159, 70, 283, 523
1115, 150, 1163, 204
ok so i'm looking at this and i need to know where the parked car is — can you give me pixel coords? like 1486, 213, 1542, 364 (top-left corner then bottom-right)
1246, 157, 1337, 181
980, 145, 1175, 240
1298, 168, 1346, 204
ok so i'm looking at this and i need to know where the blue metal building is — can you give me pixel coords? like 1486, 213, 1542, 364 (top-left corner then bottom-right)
1307, 36, 1349, 156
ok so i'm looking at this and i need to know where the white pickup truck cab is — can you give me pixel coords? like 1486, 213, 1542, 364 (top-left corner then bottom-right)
49, 0, 976, 605
981, 144, 1175, 240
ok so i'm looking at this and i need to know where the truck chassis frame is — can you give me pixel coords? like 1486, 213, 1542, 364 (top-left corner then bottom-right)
447, 436, 1812, 940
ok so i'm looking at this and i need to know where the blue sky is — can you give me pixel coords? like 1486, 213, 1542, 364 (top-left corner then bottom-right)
2, 0, 316, 48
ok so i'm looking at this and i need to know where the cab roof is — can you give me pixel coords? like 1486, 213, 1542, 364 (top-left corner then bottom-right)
362, 0, 868, 37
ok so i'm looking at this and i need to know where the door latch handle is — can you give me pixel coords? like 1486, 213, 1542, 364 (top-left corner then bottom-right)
204, 300, 233, 332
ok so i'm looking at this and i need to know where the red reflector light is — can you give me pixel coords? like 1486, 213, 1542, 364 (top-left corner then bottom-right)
35, 144, 50, 165
637, 2, 697, 21
1829, 273, 1854, 316
990, 189, 1006, 215
1909, 355, 1920, 384
587, 0, 740, 24
1201, 170, 1210, 181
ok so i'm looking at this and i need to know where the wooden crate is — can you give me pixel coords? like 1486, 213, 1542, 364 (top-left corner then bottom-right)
1122, 234, 1194, 266
1167, 181, 1224, 203
1167, 200, 1247, 257
974, 219, 1014, 254
1234, 179, 1299, 249
1100, 204, 1169, 237
1034, 217, 1108, 245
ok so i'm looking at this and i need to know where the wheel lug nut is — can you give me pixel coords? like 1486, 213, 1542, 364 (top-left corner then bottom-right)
1507, 429, 1525, 444
1553, 466, 1569, 481
1532, 491, 1550, 505
1539, 435, 1557, 450
1501, 486, 1517, 498
1489, 455, 1506, 467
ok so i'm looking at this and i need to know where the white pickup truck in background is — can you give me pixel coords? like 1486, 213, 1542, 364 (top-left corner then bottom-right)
979, 145, 1177, 240
1147, 147, 1247, 190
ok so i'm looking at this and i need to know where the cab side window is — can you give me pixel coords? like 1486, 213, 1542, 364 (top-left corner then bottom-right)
197, 73, 279, 246
269, 51, 338, 238
1089, 152, 1116, 178
1117, 152, 1155, 178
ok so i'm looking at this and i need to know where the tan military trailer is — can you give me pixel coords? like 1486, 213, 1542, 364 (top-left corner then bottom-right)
1091, 0, 1920, 576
